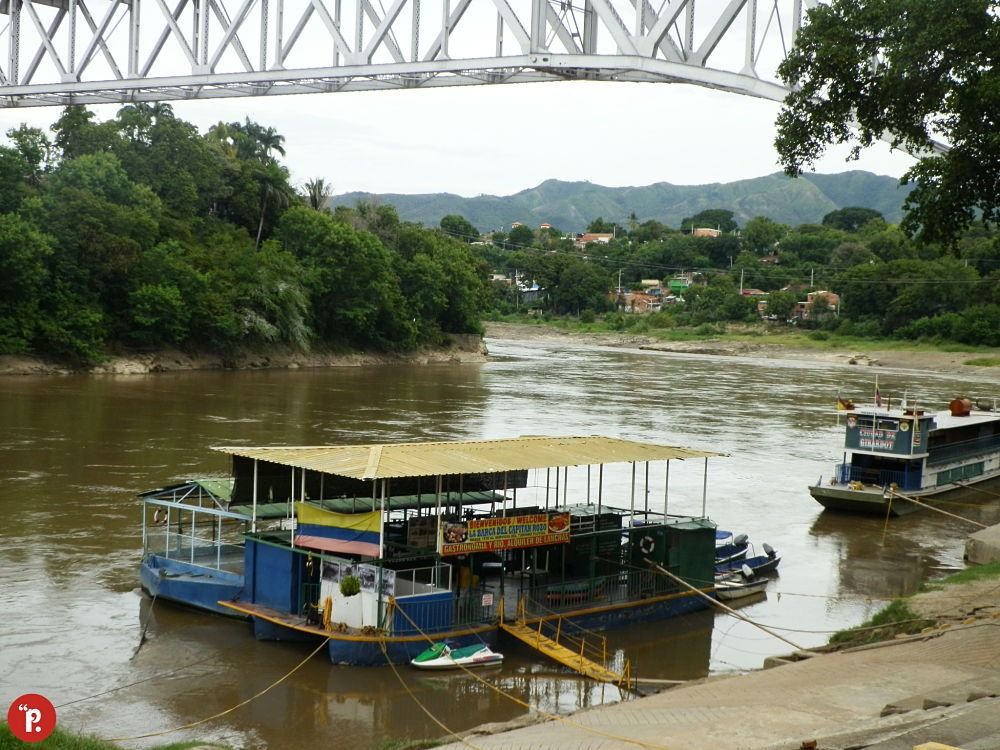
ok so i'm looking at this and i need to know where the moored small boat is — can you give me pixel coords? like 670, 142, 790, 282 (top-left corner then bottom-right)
714, 531, 749, 564
410, 642, 504, 670
715, 543, 780, 577
715, 565, 768, 601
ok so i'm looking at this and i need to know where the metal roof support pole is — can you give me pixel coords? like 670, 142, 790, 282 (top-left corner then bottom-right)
502, 471, 508, 518
141, 501, 147, 553
290, 467, 295, 514
545, 468, 550, 511
251, 458, 258, 533
597, 464, 603, 515
630, 461, 636, 518
562, 466, 568, 508
664, 461, 670, 516
586, 465, 591, 505
190, 508, 196, 563
554, 467, 559, 512
379, 478, 387, 559
371, 478, 376, 511
434, 475, 442, 587
301, 468, 306, 502
644, 461, 649, 516
701, 456, 709, 517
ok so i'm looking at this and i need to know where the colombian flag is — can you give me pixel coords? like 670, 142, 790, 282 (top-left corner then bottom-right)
295, 504, 381, 556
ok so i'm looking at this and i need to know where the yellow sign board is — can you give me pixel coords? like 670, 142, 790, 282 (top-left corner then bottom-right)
440, 513, 571, 556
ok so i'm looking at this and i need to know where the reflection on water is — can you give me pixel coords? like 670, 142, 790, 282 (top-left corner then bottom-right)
2, 338, 999, 748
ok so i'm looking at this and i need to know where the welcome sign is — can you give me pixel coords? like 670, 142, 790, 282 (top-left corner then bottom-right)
440, 513, 571, 556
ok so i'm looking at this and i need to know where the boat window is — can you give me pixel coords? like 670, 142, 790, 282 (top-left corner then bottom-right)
876, 419, 898, 431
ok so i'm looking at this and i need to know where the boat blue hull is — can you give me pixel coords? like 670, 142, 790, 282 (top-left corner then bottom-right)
542, 588, 711, 633
140, 555, 247, 618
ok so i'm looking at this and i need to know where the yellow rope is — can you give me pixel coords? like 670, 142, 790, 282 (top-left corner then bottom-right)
378, 637, 484, 749
392, 601, 669, 750
104, 636, 331, 742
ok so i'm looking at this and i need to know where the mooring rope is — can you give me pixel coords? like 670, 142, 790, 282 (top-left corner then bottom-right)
103, 636, 330, 742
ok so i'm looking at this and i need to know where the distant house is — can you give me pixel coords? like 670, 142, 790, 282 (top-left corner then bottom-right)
611, 290, 661, 313
740, 288, 767, 297
539, 223, 552, 230
760, 254, 779, 265
519, 281, 544, 305
511, 221, 524, 229
691, 227, 722, 238
574, 232, 614, 248
489, 273, 511, 284
795, 290, 840, 319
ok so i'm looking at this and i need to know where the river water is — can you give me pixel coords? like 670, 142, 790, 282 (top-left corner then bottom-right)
3, 336, 1000, 748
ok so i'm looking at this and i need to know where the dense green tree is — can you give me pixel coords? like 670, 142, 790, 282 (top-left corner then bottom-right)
0, 214, 52, 353
776, 0, 1000, 244
277, 206, 412, 348
507, 224, 536, 247
742, 216, 788, 253
680, 209, 737, 234
440, 214, 479, 241
6, 125, 52, 187
822, 207, 885, 232
587, 217, 616, 234
764, 290, 798, 321
551, 260, 611, 315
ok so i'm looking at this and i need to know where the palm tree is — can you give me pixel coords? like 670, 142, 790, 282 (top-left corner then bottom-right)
254, 161, 297, 250
304, 177, 333, 211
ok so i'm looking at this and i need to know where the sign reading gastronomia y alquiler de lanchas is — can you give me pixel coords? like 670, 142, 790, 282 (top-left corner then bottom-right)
440, 513, 571, 556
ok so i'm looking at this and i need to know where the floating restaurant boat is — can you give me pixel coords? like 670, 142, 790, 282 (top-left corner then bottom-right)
139, 436, 723, 667
810, 396, 1000, 516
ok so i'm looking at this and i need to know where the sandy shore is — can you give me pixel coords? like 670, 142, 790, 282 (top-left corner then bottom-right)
486, 321, 1000, 379
0, 334, 487, 376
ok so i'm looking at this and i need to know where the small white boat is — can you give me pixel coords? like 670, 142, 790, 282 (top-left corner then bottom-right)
410, 642, 504, 670
715, 564, 768, 602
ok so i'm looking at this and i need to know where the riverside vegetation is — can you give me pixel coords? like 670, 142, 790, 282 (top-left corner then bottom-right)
4, 104, 999, 367
0, 105, 490, 366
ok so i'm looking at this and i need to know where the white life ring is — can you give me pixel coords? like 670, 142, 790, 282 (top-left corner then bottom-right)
153, 509, 168, 525
639, 535, 655, 555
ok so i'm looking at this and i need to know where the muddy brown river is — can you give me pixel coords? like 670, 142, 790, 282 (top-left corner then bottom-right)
2, 337, 999, 748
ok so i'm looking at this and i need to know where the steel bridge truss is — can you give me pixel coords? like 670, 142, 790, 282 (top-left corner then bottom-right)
0, 0, 815, 106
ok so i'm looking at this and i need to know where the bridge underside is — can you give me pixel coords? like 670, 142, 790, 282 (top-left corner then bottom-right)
0, 0, 810, 107
3, 54, 790, 106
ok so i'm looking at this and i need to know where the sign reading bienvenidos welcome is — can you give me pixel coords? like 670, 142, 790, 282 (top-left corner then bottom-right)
439, 513, 571, 556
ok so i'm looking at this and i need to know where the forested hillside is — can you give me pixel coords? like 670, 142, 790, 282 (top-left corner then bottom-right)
332, 172, 913, 232
0, 105, 490, 364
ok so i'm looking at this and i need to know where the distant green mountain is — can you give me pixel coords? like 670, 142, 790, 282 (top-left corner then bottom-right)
331, 171, 912, 233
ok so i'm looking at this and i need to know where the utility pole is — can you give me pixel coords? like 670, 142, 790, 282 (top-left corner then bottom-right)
810, 268, 814, 287
739, 268, 744, 294
618, 268, 623, 294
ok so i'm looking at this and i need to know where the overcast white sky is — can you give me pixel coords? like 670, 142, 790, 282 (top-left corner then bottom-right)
2, 80, 917, 197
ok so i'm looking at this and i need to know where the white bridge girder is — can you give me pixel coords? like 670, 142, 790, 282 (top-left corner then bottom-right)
0, 0, 815, 107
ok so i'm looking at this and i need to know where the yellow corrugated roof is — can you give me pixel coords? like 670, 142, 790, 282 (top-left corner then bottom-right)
212, 436, 719, 480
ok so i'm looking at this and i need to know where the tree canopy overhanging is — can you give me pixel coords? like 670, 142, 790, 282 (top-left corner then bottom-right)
775, 0, 1000, 245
